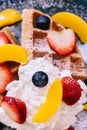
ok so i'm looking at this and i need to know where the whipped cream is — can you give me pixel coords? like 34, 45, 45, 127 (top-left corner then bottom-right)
0, 58, 87, 130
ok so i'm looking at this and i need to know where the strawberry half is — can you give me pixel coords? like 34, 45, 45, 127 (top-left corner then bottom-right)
0, 64, 14, 94
61, 76, 82, 105
0, 32, 10, 45
1, 96, 27, 124
47, 29, 76, 55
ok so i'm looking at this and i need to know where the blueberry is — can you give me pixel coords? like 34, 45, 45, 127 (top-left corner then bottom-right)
32, 71, 48, 87
36, 15, 50, 30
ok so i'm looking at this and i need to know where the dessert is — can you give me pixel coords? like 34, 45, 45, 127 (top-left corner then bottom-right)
0, 8, 86, 130
22, 9, 86, 81
0, 58, 86, 130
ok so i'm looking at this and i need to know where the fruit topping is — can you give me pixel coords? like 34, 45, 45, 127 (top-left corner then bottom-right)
47, 29, 76, 55
0, 8, 22, 27
0, 32, 10, 45
32, 71, 48, 87
66, 126, 74, 130
52, 12, 87, 43
36, 15, 50, 30
0, 44, 28, 64
61, 76, 82, 105
1, 96, 27, 124
83, 103, 87, 110
32, 78, 62, 122
0, 64, 14, 94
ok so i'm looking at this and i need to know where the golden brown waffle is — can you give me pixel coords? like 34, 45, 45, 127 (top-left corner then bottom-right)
22, 8, 86, 81
1, 27, 19, 44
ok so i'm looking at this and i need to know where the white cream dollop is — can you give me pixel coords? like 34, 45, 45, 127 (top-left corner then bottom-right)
0, 58, 86, 130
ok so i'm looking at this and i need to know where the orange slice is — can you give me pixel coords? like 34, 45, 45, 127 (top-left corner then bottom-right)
32, 78, 63, 122
0, 44, 28, 64
0, 8, 22, 27
52, 12, 87, 43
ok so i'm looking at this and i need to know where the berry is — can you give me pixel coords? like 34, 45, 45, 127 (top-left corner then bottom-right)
32, 71, 48, 87
36, 15, 50, 30
66, 126, 74, 130
0, 64, 14, 94
1, 96, 27, 124
61, 76, 82, 105
47, 29, 76, 55
0, 32, 10, 45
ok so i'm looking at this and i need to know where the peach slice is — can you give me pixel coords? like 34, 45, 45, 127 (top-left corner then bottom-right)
83, 103, 87, 110
0, 44, 28, 64
32, 78, 63, 122
0, 8, 22, 27
52, 12, 87, 43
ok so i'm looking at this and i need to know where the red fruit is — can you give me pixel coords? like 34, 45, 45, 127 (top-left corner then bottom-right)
0, 32, 10, 45
0, 64, 14, 94
47, 29, 76, 55
61, 76, 82, 105
1, 96, 27, 124
66, 126, 74, 130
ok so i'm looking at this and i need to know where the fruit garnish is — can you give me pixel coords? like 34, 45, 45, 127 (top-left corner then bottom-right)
61, 76, 82, 105
32, 78, 62, 122
32, 71, 48, 87
0, 8, 22, 27
83, 103, 87, 110
1, 96, 27, 124
52, 12, 87, 43
47, 29, 76, 55
0, 32, 10, 45
0, 44, 28, 64
66, 126, 74, 130
0, 64, 14, 94
36, 15, 50, 30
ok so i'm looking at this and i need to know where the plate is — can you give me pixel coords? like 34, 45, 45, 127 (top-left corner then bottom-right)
0, 0, 87, 130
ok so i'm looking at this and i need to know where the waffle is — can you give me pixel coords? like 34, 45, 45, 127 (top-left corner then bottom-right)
22, 8, 86, 81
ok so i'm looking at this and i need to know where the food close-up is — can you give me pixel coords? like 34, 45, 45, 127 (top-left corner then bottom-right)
0, 0, 87, 130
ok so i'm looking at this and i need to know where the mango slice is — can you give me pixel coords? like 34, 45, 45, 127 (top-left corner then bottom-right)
0, 8, 22, 27
32, 78, 63, 122
52, 12, 87, 43
0, 44, 28, 64
83, 103, 87, 110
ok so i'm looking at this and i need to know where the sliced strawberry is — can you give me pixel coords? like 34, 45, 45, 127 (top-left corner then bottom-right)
61, 76, 82, 105
66, 126, 74, 130
0, 64, 14, 94
0, 32, 10, 45
47, 29, 76, 55
1, 96, 27, 124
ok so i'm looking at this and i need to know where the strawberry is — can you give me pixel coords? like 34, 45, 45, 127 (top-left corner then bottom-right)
0, 32, 10, 45
66, 126, 74, 130
1, 96, 27, 124
61, 76, 82, 105
0, 64, 14, 94
47, 29, 76, 55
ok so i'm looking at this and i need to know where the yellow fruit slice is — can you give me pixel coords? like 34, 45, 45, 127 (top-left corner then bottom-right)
0, 8, 22, 27
32, 78, 62, 122
52, 12, 87, 43
83, 103, 87, 110
0, 44, 28, 64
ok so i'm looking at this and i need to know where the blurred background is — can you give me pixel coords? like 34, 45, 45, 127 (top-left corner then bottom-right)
0, 0, 87, 21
